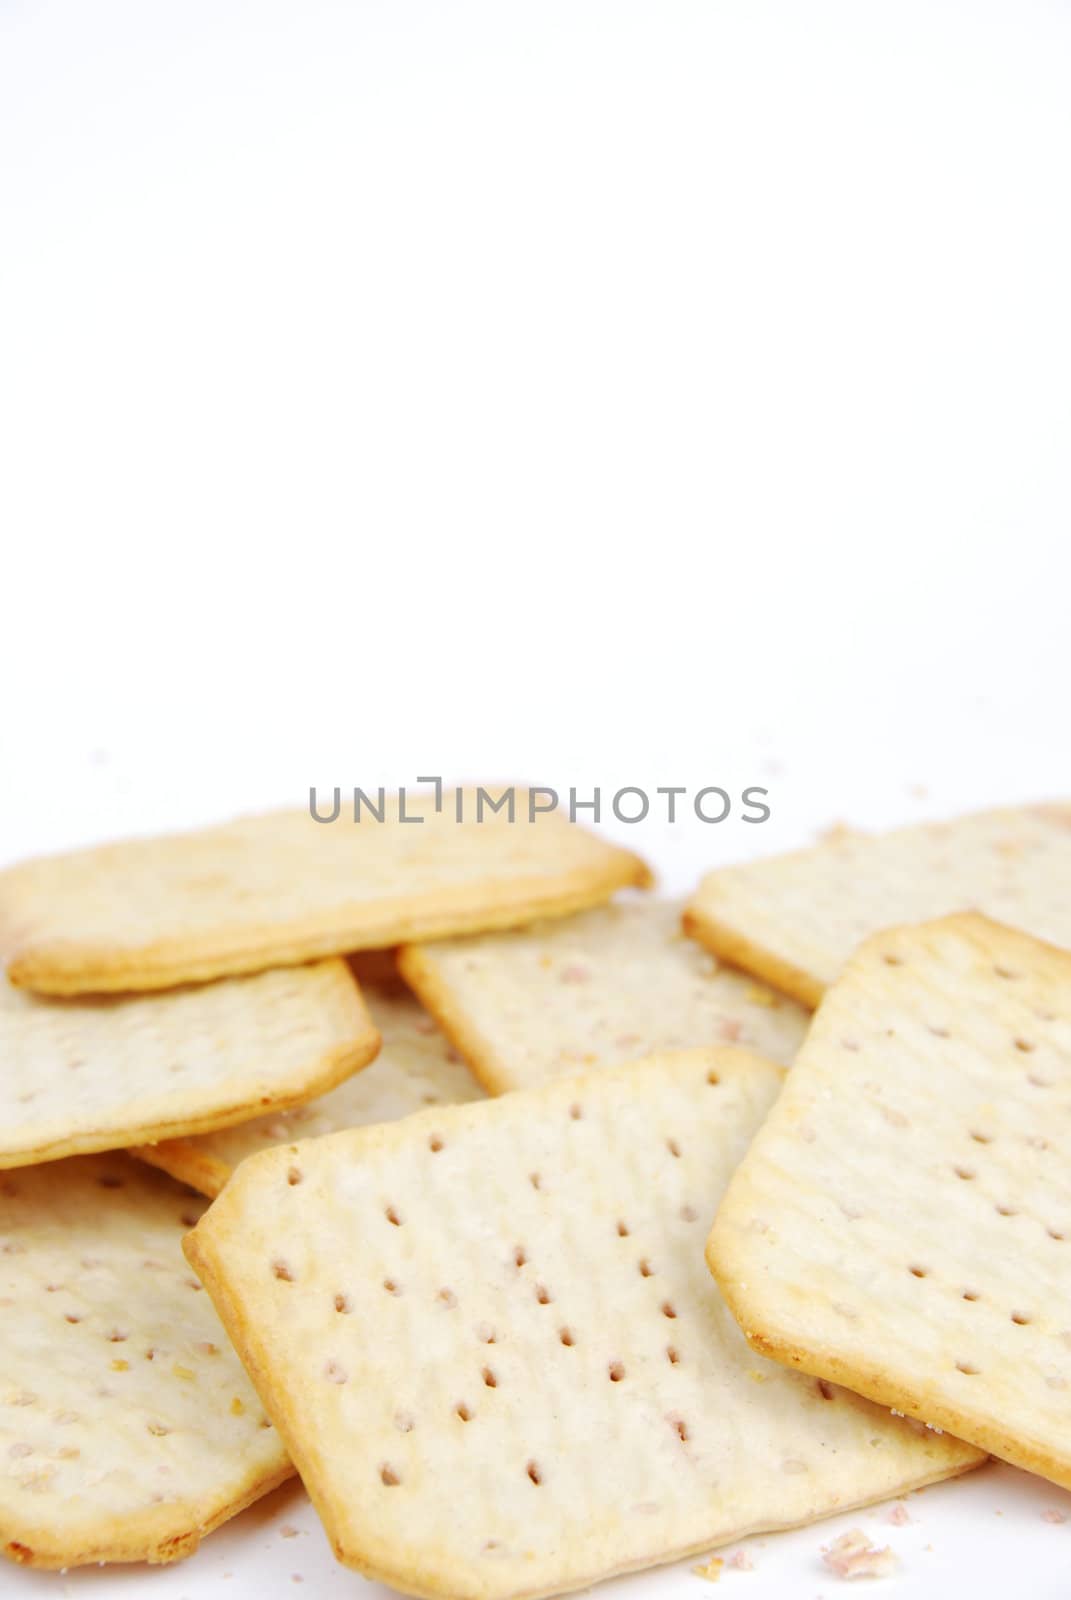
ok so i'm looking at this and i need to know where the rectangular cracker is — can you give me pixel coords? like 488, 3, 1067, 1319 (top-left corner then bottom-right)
708, 913, 1071, 1489
185, 1048, 981, 1600
399, 898, 808, 1093
138, 969, 484, 1198
0, 958, 378, 1169
0, 1154, 291, 1569
684, 803, 1071, 1007
0, 793, 651, 995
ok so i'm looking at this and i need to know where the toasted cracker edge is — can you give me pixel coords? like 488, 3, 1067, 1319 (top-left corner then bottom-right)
681, 901, 824, 1010
135, 1139, 233, 1200
395, 944, 513, 1095
6, 855, 653, 995
1, 1455, 295, 1569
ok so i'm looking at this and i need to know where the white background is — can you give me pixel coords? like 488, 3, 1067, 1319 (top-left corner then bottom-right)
2, 1, 1070, 1595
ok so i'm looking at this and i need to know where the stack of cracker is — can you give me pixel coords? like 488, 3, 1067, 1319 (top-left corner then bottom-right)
3, 797, 1070, 1598
0, 795, 644, 1568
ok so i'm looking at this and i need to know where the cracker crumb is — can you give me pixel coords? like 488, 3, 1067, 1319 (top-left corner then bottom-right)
692, 1556, 724, 1582
728, 1548, 755, 1570
886, 1503, 911, 1526
821, 1529, 899, 1580
717, 1018, 744, 1042
280, 1524, 300, 1538
1041, 1508, 1068, 1524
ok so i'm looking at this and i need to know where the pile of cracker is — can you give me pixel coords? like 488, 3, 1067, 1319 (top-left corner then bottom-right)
1, 794, 1068, 1597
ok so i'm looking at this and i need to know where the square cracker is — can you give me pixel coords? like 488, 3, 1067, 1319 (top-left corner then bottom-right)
398, 899, 808, 1093
0, 1154, 292, 1568
185, 1048, 980, 1600
138, 970, 484, 1198
684, 804, 1071, 1007
708, 913, 1071, 1489
0, 957, 378, 1169
0, 792, 651, 995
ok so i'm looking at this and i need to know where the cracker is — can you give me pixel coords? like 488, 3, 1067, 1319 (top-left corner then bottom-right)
0, 793, 651, 995
0, 958, 378, 1169
139, 971, 483, 1198
185, 1049, 981, 1600
708, 913, 1071, 1488
684, 804, 1071, 1007
0, 1154, 292, 1568
398, 899, 807, 1093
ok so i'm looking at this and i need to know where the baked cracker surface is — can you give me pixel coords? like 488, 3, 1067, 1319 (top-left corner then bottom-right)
708, 913, 1071, 1488
138, 971, 482, 1197
398, 898, 808, 1093
0, 792, 651, 995
684, 804, 1071, 1007
0, 957, 378, 1168
186, 1048, 981, 1600
0, 1154, 292, 1568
